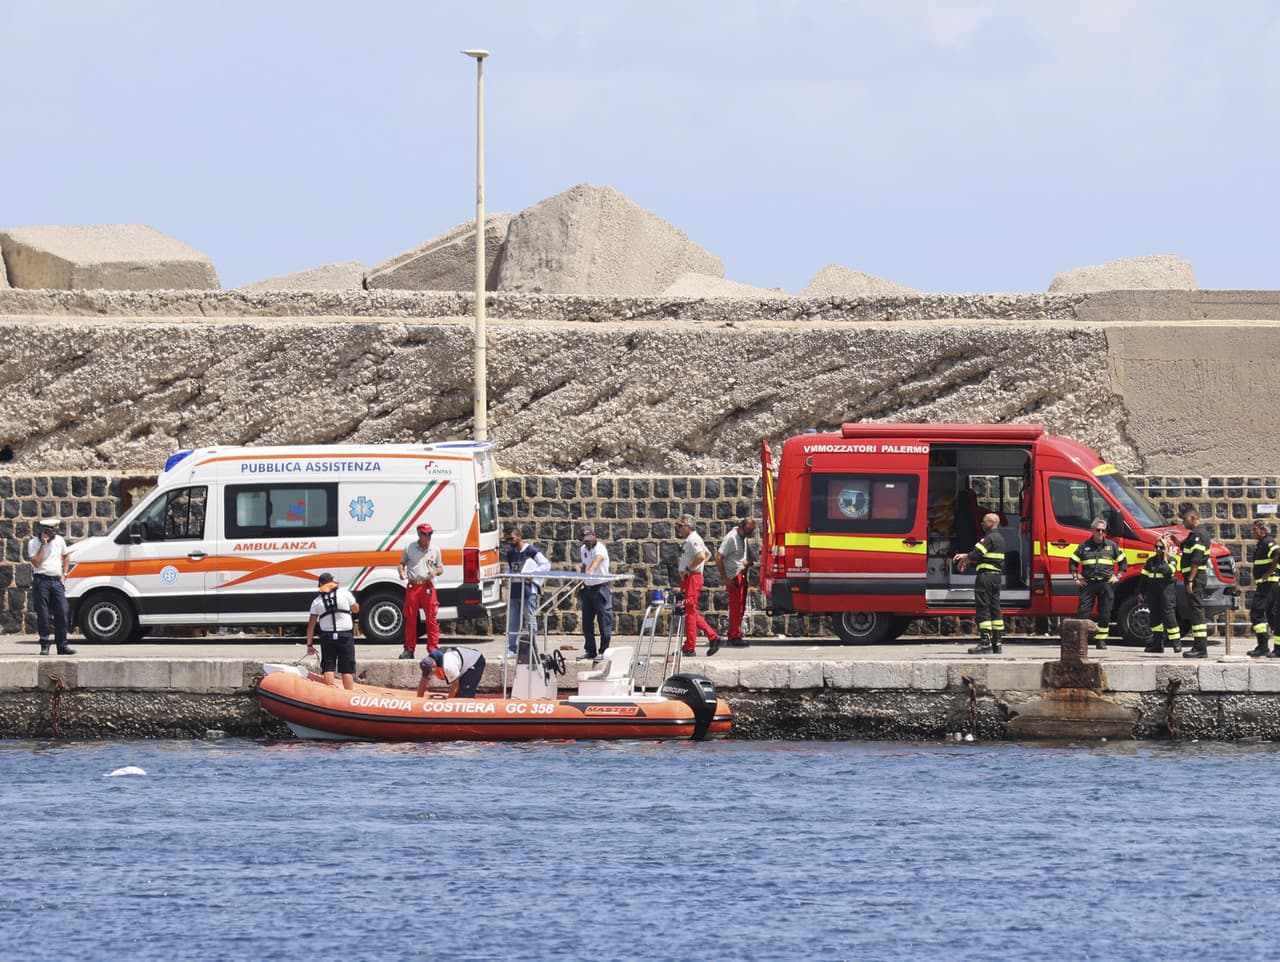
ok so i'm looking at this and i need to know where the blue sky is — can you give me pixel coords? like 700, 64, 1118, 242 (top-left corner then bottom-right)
3, 1, 1278, 292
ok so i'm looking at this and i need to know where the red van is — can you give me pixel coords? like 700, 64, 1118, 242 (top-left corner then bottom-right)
760, 423, 1237, 644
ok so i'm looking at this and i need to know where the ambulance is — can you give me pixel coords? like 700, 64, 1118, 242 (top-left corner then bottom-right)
760, 423, 1238, 645
65, 442, 504, 644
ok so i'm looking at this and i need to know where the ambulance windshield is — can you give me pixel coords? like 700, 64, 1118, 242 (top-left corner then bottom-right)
1097, 471, 1164, 529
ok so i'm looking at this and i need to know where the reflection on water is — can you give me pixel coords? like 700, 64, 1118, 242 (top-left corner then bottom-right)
2, 738, 1279, 962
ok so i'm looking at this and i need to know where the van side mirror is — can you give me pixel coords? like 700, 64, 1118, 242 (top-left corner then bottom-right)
129, 521, 143, 545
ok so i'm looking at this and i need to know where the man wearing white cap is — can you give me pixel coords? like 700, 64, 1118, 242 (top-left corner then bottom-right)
398, 522, 443, 660
27, 519, 75, 656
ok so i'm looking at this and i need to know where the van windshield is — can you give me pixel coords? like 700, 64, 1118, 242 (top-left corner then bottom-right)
1097, 471, 1165, 529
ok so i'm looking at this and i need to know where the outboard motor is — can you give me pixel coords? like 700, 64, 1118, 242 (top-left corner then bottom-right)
660, 673, 719, 741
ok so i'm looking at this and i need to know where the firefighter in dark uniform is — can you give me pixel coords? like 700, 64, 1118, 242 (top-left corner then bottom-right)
953, 512, 1005, 654
1247, 519, 1279, 658
1177, 506, 1212, 658
1069, 517, 1128, 650
1141, 534, 1181, 653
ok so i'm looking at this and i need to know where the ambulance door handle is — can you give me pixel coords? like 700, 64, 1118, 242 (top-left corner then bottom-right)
902, 538, 923, 547
1050, 541, 1069, 549
187, 551, 207, 561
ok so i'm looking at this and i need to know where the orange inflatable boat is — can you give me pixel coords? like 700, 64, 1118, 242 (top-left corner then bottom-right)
256, 665, 732, 742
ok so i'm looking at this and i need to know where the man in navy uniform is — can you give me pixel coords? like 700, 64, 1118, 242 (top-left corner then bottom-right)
1069, 517, 1128, 650
953, 512, 1005, 654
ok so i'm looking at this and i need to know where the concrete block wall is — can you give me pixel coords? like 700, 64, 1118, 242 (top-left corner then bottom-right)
2, 472, 1278, 637
0, 475, 120, 632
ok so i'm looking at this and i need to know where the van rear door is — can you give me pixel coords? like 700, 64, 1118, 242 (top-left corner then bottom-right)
800, 445, 930, 611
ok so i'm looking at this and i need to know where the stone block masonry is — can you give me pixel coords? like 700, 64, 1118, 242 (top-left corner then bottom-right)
2, 471, 1280, 638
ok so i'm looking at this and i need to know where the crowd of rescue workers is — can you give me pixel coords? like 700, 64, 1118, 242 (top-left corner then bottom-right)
24, 501, 1279, 695
22, 511, 758, 698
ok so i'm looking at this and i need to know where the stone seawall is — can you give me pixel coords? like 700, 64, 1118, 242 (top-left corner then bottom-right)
2, 655, 1278, 741
1, 471, 1277, 637
3, 289, 1280, 476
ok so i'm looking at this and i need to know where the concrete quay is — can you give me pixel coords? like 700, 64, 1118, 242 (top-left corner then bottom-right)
2, 632, 1279, 742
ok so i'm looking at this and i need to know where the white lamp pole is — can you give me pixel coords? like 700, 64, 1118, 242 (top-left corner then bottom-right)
462, 48, 490, 441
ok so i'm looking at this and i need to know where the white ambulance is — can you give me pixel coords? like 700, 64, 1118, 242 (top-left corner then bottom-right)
65, 442, 504, 644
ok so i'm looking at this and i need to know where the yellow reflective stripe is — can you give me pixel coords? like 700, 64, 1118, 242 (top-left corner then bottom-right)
1047, 543, 1075, 559
783, 532, 926, 555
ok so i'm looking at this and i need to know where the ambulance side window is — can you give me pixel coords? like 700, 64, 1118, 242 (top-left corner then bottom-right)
1048, 477, 1111, 532
123, 486, 207, 543
810, 474, 919, 535
224, 483, 339, 538
477, 479, 498, 534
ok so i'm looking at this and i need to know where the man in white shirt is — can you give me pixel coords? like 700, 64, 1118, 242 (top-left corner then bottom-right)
417, 646, 486, 698
716, 516, 757, 649
578, 524, 613, 660
676, 514, 720, 656
27, 518, 75, 656
305, 572, 361, 689
398, 523, 444, 660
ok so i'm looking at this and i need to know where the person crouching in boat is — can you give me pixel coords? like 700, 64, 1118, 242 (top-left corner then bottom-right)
418, 647, 486, 699
305, 572, 360, 690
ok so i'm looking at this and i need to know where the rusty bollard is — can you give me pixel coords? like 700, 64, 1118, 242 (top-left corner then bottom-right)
1042, 619, 1103, 690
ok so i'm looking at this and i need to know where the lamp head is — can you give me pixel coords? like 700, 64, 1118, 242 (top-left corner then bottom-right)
462, 49, 490, 60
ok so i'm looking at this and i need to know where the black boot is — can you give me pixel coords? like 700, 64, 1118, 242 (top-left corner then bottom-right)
1144, 641, 1165, 653
968, 633, 993, 655
1249, 641, 1271, 657
991, 632, 1003, 654
1183, 644, 1208, 659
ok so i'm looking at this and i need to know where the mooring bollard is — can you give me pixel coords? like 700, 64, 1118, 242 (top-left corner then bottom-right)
1043, 618, 1102, 690
1059, 618, 1093, 665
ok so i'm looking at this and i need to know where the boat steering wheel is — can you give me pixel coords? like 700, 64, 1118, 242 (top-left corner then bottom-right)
543, 650, 566, 676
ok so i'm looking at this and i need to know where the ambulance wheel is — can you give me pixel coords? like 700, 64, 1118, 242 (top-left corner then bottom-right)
832, 611, 895, 645
1116, 595, 1152, 645
359, 589, 405, 645
78, 591, 137, 645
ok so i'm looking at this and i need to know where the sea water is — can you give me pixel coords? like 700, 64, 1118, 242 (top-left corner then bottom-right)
2, 738, 1279, 962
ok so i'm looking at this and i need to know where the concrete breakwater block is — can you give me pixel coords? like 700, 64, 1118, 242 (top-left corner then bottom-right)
0, 224, 220, 290
800, 263, 918, 297
496, 184, 722, 296
1048, 253, 1196, 293
366, 214, 512, 292
661, 273, 788, 299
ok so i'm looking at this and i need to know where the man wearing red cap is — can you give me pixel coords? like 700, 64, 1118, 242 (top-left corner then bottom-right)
398, 522, 444, 659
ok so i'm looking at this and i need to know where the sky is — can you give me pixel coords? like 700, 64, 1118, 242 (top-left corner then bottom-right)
3, 0, 1279, 293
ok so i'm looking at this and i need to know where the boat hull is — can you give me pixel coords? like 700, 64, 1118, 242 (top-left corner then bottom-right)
256, 671, 732, 742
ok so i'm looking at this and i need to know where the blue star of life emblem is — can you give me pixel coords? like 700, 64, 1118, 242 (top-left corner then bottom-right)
348, 496, 375, 522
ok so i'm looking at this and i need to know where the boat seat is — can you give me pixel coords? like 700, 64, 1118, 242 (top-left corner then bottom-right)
577, 646, 634, 696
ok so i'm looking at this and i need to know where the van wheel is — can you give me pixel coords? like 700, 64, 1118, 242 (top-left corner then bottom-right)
1115, 594, 1152, 645
832, 611, 896, 645
360, 589, 405, 645
79, 592, 137, 644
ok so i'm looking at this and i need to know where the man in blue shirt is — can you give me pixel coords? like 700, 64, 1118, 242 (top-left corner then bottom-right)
504, 525, 550, 657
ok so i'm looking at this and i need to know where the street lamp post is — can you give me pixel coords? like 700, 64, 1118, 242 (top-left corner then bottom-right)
462, 48, 490, 441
